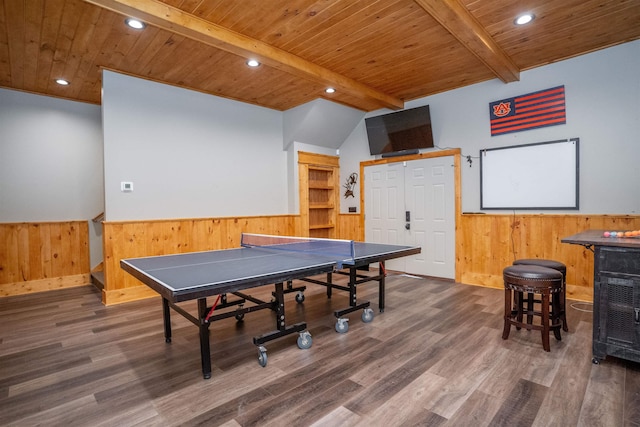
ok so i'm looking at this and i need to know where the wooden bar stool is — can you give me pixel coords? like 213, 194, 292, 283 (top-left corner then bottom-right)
513, 259, 568, 332
502, 265, 563, 352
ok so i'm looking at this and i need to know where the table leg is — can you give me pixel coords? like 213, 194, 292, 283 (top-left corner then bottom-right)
162, 297, 172, 343
379, 261, 386, 312
197, 298, 212, 379
332, 268, 371, 319
253, 282, 307, 346
274, 282, 285, 330
349, 267, 357, 308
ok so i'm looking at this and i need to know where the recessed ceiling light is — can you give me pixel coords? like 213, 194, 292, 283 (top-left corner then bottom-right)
514, 13, 535, 25
325, 87, 336, 94
55, 79, 70, 86
125, 18, 146, 29
246, 59, 260, 67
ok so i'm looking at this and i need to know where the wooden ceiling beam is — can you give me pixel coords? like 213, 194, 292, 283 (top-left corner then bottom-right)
83, 0, 404, 110
414, 0, 520, 83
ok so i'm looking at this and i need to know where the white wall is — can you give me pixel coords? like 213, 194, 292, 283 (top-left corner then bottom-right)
283, 99, 364, 149
102, 71, 288, 221
340, 40, 640, 215
0, 88, 104, 268
338, 124, 371, 213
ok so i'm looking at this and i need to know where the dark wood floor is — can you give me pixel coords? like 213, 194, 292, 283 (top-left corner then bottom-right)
1, 273, 639, 426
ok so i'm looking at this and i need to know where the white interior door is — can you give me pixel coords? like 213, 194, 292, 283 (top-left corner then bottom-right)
365, 163, 405, 245
365, 157, 455, 279
404, 157, 455, 278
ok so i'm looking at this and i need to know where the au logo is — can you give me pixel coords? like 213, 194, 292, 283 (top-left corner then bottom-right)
493, 102, 511, 117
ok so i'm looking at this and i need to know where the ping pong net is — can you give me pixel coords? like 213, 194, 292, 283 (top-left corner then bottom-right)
241, 233, 356, 268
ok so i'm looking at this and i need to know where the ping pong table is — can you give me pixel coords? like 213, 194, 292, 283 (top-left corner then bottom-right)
120, 233, 421, 379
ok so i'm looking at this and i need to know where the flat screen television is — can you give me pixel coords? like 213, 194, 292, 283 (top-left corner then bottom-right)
365, 105, 434, 156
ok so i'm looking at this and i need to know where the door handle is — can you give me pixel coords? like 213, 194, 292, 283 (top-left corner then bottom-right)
405, 223, 410, 230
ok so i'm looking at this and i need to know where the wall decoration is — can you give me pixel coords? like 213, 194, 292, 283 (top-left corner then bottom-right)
489, 85, 566, 136
343, 173, 358, 198
480, 138, 579, 210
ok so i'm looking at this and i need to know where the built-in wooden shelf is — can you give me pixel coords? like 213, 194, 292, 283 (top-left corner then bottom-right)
309, 203, 334, 209
298, 151, 340, 239
309, 223, 335, 230
308, 183, 333, 189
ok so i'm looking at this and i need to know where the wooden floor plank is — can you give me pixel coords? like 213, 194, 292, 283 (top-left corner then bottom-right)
360, 369, 449, 425
234, 351, 377, 425
624, 361, 640, 426
344, 344, 446, 416
1, 276, 639, 426
577, 356, 628, 427
532, 319, 593, 426
264, 379, 364, 427
310, 405, 362, 426
443, 389, 502, 426
489, 379, 548, 426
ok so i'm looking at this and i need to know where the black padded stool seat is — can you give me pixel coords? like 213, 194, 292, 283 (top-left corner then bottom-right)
502, 265, 563, 352
513, 259, 568, 332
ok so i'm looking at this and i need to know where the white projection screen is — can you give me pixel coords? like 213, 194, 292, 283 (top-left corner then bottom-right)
480, 138, 579, 210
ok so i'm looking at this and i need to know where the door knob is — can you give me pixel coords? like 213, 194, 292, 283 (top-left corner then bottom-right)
405, 223, 410, 230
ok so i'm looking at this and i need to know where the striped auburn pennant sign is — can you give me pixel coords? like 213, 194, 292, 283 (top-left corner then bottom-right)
489, 85, 566, 136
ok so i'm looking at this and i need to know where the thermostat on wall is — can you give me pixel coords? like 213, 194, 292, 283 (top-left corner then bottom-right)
121, 181, 134, 192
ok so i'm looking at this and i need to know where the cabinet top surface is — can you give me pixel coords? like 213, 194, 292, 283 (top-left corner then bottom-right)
562, 229, 640, 249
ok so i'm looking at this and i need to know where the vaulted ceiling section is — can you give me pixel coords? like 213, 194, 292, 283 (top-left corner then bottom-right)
1, 0, 639, 112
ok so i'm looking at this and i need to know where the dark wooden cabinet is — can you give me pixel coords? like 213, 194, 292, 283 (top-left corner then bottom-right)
563, 230, 640, 364
593, 246, 640, 363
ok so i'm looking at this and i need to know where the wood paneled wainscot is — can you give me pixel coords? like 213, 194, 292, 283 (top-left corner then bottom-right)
0, 221, 90, 297
338, 214, 363, 242
457, 214, 640, 302
102, 215, 301, 305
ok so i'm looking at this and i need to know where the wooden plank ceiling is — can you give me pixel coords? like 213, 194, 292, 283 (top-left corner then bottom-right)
1, 0, 639, 112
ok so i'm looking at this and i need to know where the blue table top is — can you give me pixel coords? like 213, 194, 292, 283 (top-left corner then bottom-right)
120, 240, 420, 302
